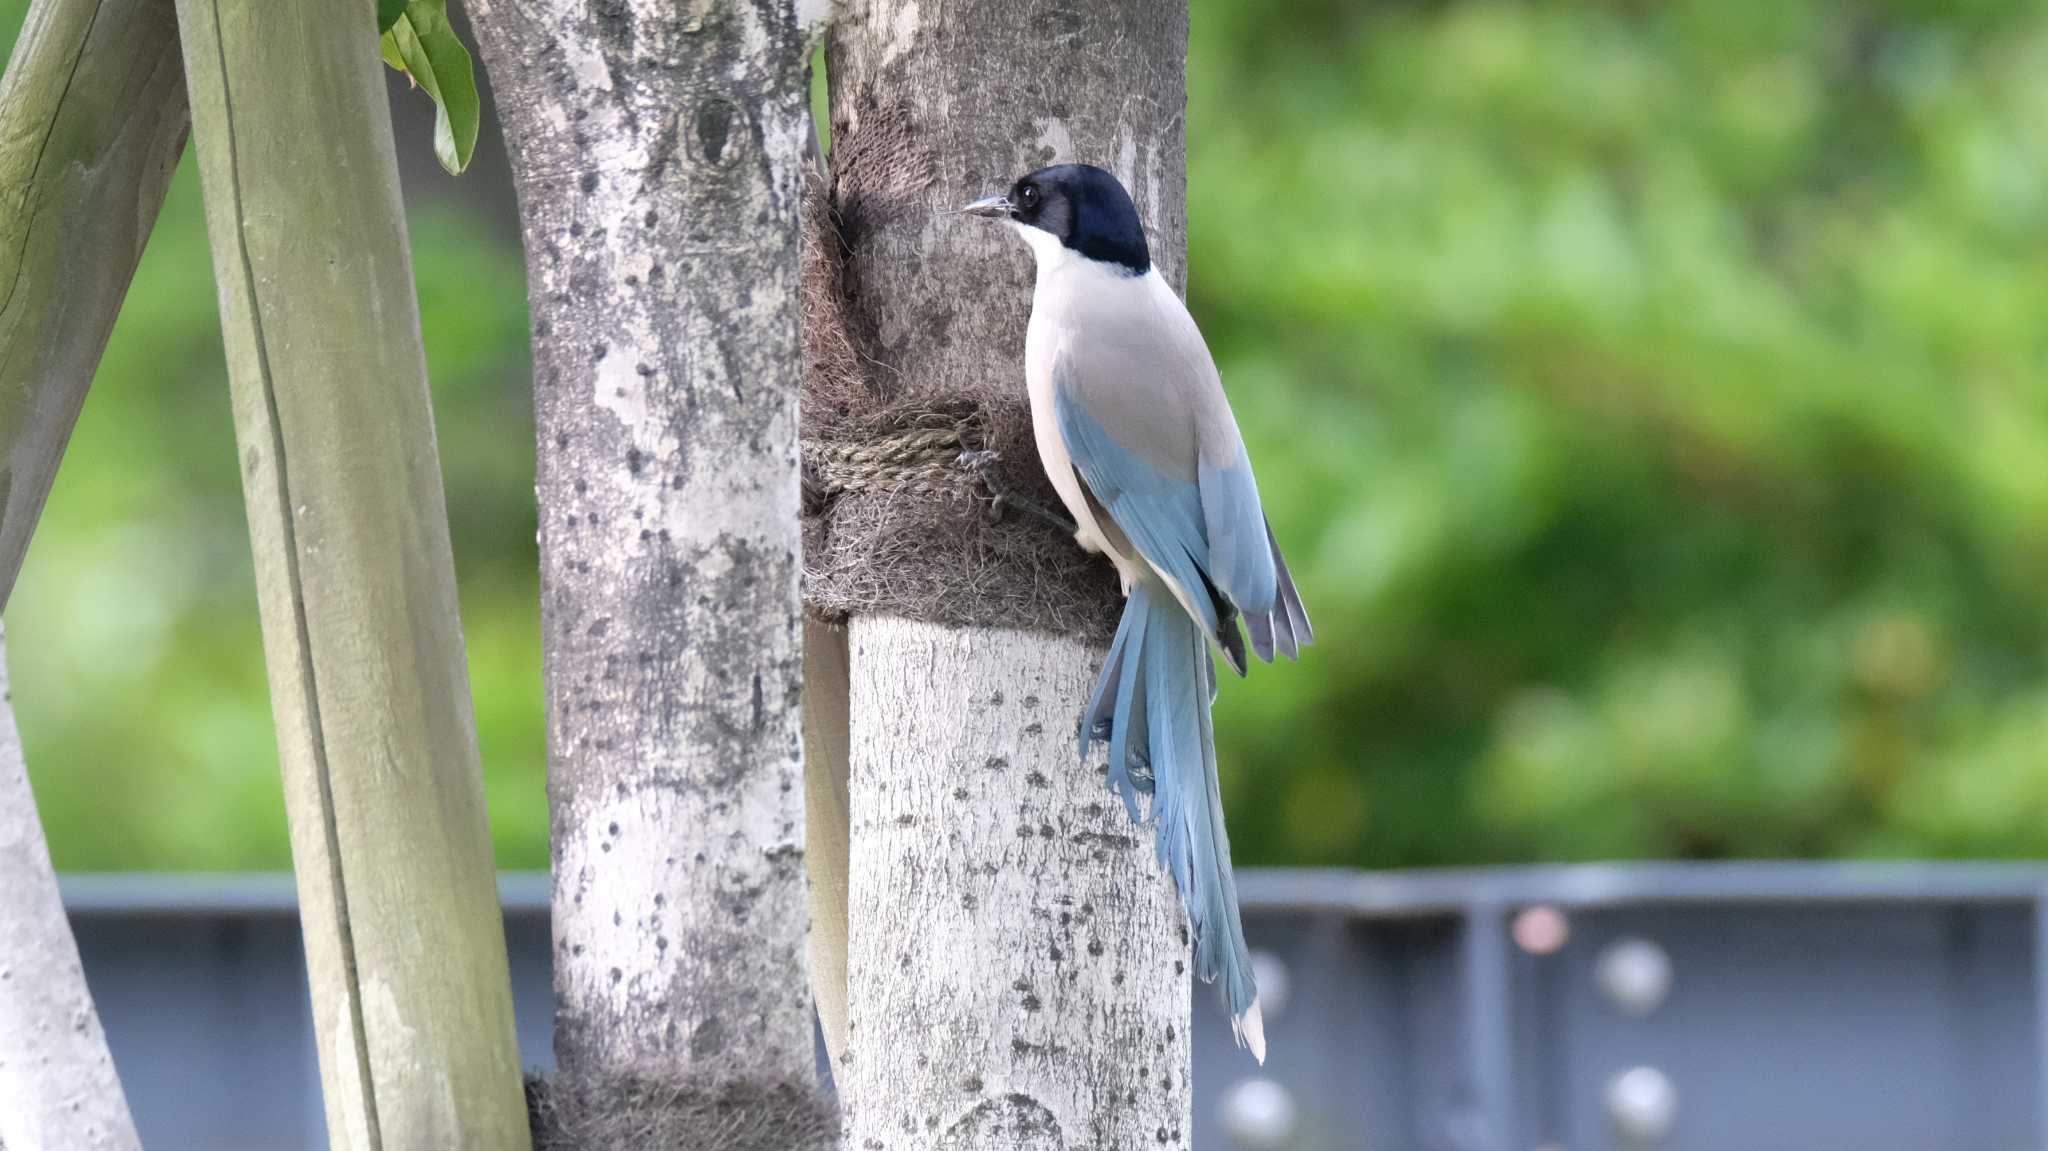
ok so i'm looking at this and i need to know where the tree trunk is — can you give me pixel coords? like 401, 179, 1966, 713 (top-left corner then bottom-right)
174, 1, 530, 1145
0, 0, 187, 611
467, 0, 815, 1090
0, 626, 139, 1151
842, 618, 1191, 1148
821, 0, 1194, 1144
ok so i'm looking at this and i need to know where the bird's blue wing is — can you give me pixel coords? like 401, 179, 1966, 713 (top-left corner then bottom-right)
1055, 386, 1221, 638
1199, 456, 1276, 618
1048, 276, 1306, 663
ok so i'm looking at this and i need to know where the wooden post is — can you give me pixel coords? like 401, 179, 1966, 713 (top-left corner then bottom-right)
0, 0, 187, 611
172, 1, 531, 1146
823, 0, 1195, 1143
802, 618, 853, 1072
467, 0, 816, 1097
0, 626, 140, 1151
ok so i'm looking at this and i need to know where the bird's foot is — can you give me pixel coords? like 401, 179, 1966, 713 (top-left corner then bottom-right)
960, 450, 1079, 535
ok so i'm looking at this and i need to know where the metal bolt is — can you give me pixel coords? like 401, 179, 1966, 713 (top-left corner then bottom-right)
1249, 949, 1292, 1019
1606, 1066, 1677, 1144
1595, 937, 1672, 1017
1512, 905, 1571, 955
1220, 1078, 1298, 1149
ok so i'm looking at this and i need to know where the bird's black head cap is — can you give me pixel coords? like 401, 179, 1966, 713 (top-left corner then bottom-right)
1008, 164, 1150, 274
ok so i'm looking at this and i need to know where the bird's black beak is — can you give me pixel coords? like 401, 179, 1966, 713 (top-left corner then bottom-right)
960, 195, 1012, 219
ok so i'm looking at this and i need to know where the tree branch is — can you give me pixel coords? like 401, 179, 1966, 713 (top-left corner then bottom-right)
0, 625, 139, 1151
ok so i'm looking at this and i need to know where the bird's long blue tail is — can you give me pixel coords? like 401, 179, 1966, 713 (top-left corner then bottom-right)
1081, 581, 1264, 1061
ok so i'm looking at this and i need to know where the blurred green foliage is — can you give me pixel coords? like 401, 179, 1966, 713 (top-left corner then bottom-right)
1197, 0, 2048, 866
7, 0, 2048, 871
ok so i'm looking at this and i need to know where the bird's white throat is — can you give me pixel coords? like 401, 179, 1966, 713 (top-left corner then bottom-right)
1008, 220, 1073, 272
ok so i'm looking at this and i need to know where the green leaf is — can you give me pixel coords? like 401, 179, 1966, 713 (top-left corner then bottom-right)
377, 0, 407, 32
378, 2, 480, 175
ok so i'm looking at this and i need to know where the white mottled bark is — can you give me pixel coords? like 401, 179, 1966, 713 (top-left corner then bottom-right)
468, 1, 814, 1084
0, 628, 141, 1151
843, 617, 1191, 1149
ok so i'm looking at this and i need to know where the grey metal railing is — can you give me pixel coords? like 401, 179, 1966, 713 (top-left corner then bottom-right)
57, 863, 2048, 1150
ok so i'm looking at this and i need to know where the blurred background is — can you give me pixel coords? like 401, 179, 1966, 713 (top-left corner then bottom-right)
7, 0, 2048, 879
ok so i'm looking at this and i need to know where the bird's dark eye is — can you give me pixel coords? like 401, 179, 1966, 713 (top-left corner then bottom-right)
1019, 185, 1041, 208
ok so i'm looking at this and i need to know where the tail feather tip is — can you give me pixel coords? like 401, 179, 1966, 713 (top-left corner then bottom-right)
1231, 998, 1267, 1065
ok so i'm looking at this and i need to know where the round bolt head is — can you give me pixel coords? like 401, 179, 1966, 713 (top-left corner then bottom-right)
1220, 1078, 1298, 1149
1607, 1066, 1677, 1143
1250, 950, 1293, 1019
1512, 904, 1571, 955
1596, 937, 1673, 1017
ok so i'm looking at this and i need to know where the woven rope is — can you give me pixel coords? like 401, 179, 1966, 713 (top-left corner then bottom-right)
801, 426, 987, 512
797, 99, 1124, 641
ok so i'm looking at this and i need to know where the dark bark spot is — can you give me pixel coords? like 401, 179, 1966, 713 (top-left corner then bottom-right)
689, 1015, 727, 1058
627, 448, 644, 474
695, 99, 738, 165
581, 171, 600, 193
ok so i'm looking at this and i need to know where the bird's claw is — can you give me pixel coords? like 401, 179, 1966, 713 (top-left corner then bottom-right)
962, 449, 1079, 535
